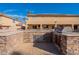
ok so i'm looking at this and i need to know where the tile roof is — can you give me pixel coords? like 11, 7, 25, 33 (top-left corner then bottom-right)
27, 14, 79, 17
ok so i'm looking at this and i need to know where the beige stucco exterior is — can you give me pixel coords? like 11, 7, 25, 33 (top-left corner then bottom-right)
0, 17, 13, 26
0, 14, 15, 29
26, 14, 79, 30
0, 14, 23, 30
26, 17, 79, 24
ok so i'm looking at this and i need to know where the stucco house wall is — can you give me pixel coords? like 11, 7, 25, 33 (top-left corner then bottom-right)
0, 14, 15, 29
26, 14, 79, 30
0, 14, 23, 30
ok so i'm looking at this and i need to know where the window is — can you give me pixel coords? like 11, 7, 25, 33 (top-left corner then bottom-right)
74, 25, 78, 30
33, 25, 37, 29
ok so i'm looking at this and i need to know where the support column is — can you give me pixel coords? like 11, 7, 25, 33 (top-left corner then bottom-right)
37, 25, 39, 29
37, 25, 38, 29
72, 24, 74, 31
40, 24, 42, 29
54, 20, 57, 28
55, 24, 57, 28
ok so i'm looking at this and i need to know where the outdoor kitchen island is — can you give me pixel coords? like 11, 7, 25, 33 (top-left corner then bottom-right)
53, 32, 79, 55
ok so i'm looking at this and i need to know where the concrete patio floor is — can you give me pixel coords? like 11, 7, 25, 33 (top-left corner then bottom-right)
13, 43, 62, 55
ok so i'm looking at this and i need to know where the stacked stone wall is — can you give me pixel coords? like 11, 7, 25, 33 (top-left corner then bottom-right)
0, 31, 23, 55
23, 30, 53, 43
52, 32, 79, 55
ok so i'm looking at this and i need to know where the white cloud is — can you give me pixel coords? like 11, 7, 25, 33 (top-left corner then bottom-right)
6, 14, 26, 19
2, 10, 27, 23
6, 14, 27, 23
2, 9, 27, 19
3, 9, 16, 13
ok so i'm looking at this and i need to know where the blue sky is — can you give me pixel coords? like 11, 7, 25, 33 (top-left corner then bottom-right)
0, 3, 79, 22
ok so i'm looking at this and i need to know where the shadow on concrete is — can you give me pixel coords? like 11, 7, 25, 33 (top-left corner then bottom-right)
33, 32, 63, 55
33, 43, 62, 55
10, 51, 23, 55
33, 32, 53, 43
